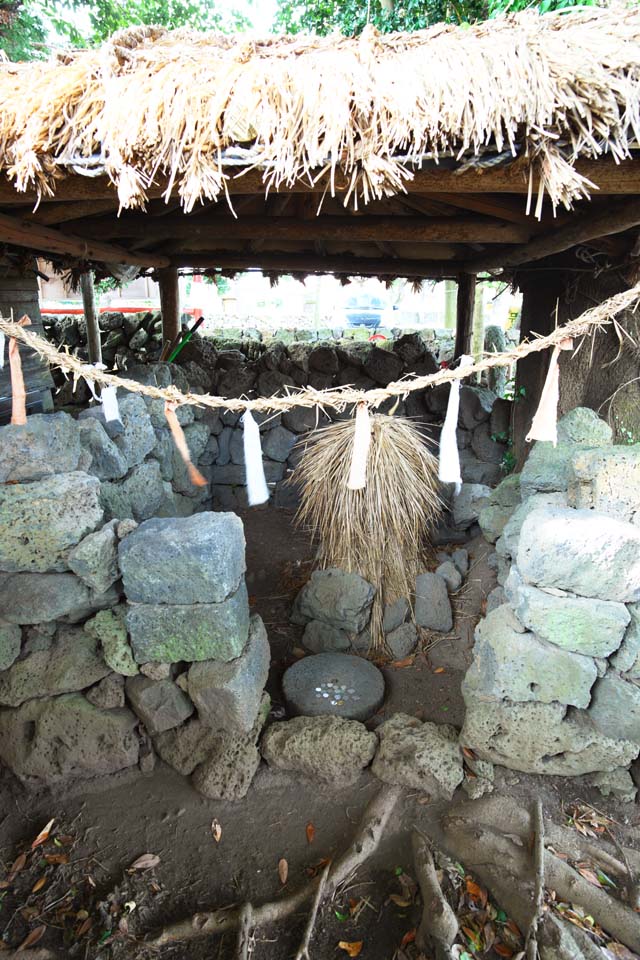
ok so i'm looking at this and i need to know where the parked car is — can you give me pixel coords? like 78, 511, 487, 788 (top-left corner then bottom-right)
344, 293, 391, 329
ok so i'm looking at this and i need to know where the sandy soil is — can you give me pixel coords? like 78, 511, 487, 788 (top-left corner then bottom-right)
0, 509, 638, 959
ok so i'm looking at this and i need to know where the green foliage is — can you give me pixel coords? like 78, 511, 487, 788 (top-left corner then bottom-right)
0, 1, 48, 60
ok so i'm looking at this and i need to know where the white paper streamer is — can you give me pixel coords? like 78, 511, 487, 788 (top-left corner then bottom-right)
242, 410, 270, 505
101, 386, 121, 424
347, 402, 372, 490
526, 338, 573, 447
0, 330, 5, 369
438, 355, 474, 496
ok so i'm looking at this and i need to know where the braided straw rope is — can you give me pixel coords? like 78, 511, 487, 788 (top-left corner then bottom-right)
1, 281, 639, 414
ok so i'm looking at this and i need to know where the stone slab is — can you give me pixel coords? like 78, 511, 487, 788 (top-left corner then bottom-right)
294, 569, 375, 633
0, 413, 81, 482
282, 652, 384, 722
415, 572, 453, 632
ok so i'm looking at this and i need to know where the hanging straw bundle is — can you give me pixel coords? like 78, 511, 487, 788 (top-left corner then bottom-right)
294, 414, 443, 654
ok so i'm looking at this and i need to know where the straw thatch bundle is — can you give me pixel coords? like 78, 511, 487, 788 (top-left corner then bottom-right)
0, 8, 640, 213
294, 414, 443, 653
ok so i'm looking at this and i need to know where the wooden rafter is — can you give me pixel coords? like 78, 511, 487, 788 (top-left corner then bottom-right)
170, 251, 465, 278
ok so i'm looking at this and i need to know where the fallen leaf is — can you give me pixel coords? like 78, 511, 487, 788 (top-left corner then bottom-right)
389, 893, 412, 908
7, 851, 27, 882
506, 920, 521, 938
76, 910, 89, 921
292, 647, 306, 659
278, 858, 288, 885
16, 925, 46, 951
400, 929, 416, 948
31, 819, 55, 850
338, 941, 363, 957
211, 819, 222, 843
462, 747, 477, 760
577, 868, 602, 888
434, 667, 445, 674
44, 853, 69, 865
20, 907, 39, 922
129, 853, 160, 871
31, 877, 47, 894
494, 943, 514, 957
76, 917, 92, 938
335, 909, 349, 921
305, 857, 330, 878
466, 879, 488, 907
391, 656, 414, 668
306, 822, 315, 844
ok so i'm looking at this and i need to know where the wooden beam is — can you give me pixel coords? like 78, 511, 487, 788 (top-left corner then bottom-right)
0, 211, 170, 267
419, 193, 538, 225
454, 273, 476, 359
158, 266, 180, 344
26, 200, 120, 226
171, 252, 465, 279
1, 159, 640, 206
67, 214, 531, 245
80, 271, 102, 368
468, 198, 640, 273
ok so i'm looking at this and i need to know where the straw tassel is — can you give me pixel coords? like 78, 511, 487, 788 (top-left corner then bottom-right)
242, 410, 269, 505
438, 355, 474, 495
526, 337, 573, 446
164, 400, 207, 488
8, 315, 31, 425
347, 402, 371, 490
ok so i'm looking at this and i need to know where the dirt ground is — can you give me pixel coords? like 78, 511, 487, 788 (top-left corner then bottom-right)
0, 508, 639, 959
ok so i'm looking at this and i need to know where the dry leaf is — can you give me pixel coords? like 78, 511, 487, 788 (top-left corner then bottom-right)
434, 667, 445, 674
31, 876, 47, 894
20, 907, 39, 922
44, 852, 69, 865
211, 819, 222, 843
577, 867, 602, 887
462, 747, 477, 760
466, 879, 488, 907
292, 647, 307, 659
16, 925, 46, 951
391, 656, 414, 668
129, 853, 160, 871
400, 929, 416, 948
495, 943, 514, 957
278, 858, 288, 885
76, 917, 92, 938
8, 851, 27, 881
305, 857, 330, 878
506, 920, 522, 938
338, 941, 363, 957
306, 822, 315, 844
31, 819, 54, 850
389, 893, 412, 908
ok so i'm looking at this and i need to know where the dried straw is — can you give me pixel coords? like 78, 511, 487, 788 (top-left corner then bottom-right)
294, 415, 443, 653
1, 8, 640, 212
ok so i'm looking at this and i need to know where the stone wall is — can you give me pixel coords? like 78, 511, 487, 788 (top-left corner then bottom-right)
465, 408, 640, 790
0, 416, 270, 797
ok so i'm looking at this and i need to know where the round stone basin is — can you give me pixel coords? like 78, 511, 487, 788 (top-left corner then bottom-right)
282, 652, 385, 722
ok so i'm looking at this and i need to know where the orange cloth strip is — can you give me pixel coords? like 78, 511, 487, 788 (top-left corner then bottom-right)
8, 315, 31, 425
164, 400, 207, 487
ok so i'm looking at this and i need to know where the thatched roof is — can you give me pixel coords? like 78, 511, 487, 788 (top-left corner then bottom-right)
1, 8, 640, 214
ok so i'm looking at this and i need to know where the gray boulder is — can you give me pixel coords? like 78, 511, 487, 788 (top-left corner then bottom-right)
125, 675, 194, 735
78, 404, 124, 438
68, 520, 119, 593
504, 567, 629, 657
100, 459, 166, 522
188, 614, 269, 733
386, 623, 418, 659
451, 549, 469, 577
126, 582, 250, 663
86, 673, 125, 709
383, 598, 410, 634
282, 407, 329, 434
486, 585, 505, 613
478, 474, 521, 543
517, 507, 640, 602
155, 716, 221, 775
458, 386, 495, 430
497, 492, 567, 560
0, 621, 21, 670
588, 768, 637, 804
78, 418, 128, 481
190, 695, 270, 800
302, 620, 351, 653
151, 428, 175, 480
436, 561, 462, 593
172, 422, 209, 496
0, 572, 92, 624
113, 394, 156, 468
557, 407, 613, 445
452, 483, 491, 529
415, 573, 453, 633
0, 413, 81, 482
569, 446, 640, 525
462, 605, 597, 709
458, 450, 503, 487
209, 461, 285, 485
0, 693, 139, 783
460, 698, 637, 775
372, 713, 463, 799
520, 442, 597, 498
119, 513, 245, 604
588, 670, 640, 745
260, 715, 377, 785
0, 472, 103, 573
471, 422, 506, 465
294, 568, 375, 633
262, 426, 297, 462
84, 608, 139, 676
363, 347, 403, 386
0, 625, 110, 707
611, 604, 640, 676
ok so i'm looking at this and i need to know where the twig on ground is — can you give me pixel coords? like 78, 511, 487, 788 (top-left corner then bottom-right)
294, 862, 330, 960
412, 827, 458, 960
525, 798, 545, 960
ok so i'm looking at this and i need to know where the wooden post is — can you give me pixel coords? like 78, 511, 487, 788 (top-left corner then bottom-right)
158, 266, 180, 345
471, 282, 485, 381
80, 271, 102, 367
454, 273, 476, 359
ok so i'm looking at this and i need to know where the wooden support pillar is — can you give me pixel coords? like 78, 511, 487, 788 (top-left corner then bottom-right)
454, 273, 476, 359
158, 266, 180, 345
80, 271, 102, 367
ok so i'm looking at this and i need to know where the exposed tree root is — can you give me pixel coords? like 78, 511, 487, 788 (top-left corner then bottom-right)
412, 828, 458, 960
147, 784, 402, 949
525, 799, 545, 960
294, 862, 330, 960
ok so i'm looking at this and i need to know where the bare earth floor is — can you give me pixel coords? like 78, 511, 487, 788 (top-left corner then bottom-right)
0, 508, 638, 959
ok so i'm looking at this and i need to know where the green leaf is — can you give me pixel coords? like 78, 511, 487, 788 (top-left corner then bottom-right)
335, 910, 349, 921
394, 866, 404, 876
496, 909, 507, 922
